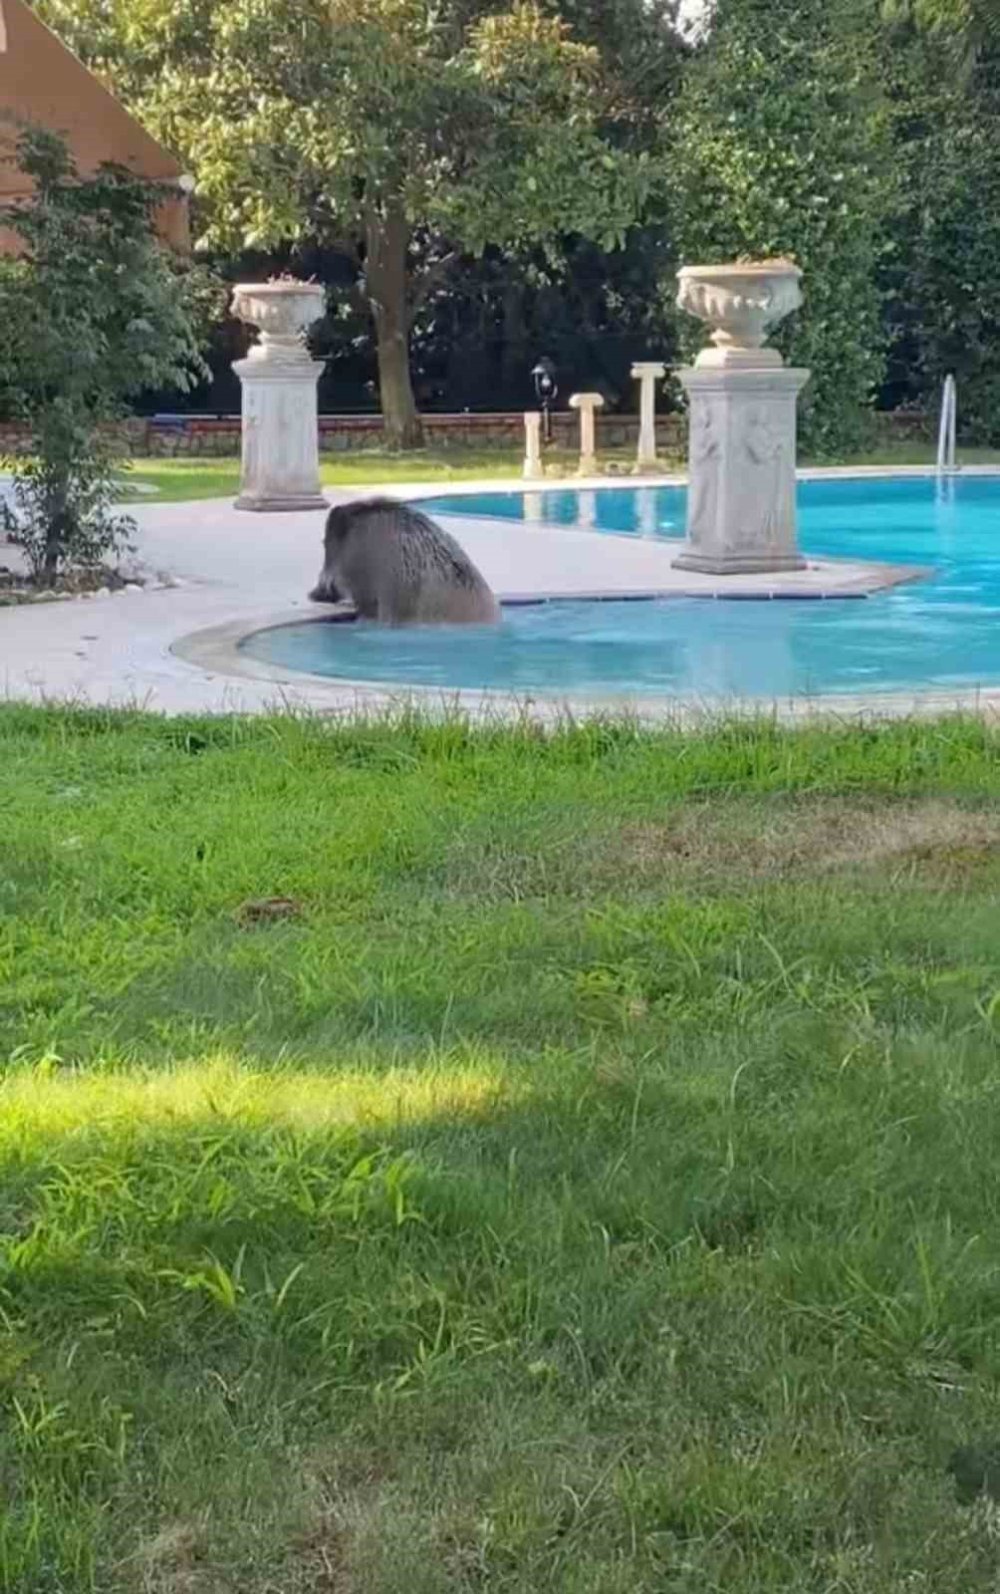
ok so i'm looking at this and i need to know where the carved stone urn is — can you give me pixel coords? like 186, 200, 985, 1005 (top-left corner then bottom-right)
672, 259, 810, 576
232, 281, 326, 366
676, 259, 802, 369
231, 280, 328, 512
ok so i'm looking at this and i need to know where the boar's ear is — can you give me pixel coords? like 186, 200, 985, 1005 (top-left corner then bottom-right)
324, 505, 353, 544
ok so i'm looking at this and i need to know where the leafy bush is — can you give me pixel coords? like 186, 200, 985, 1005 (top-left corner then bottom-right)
667, 0, 890, 457
0, 129, 215, 581
879, 23, 1000, 443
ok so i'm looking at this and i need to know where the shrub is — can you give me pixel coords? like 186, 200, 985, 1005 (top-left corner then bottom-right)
0, 129, 214, 581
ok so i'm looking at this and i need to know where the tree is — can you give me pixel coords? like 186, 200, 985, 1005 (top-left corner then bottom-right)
667, 0, 891, 456
36, 0, 659, 449
877, 12, 1000, 440
883, 0, 1000, 57
0, 129, 212, 582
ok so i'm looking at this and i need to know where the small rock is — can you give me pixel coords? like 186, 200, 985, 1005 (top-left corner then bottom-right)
124, 583, 144, 594
94, 587, 111, 599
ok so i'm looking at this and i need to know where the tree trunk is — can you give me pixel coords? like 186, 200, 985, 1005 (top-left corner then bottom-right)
42, 480, 69, 587
366, 207, 424, 451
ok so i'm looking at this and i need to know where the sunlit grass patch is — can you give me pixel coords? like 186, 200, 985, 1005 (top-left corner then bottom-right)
0, 1051, 517, 1137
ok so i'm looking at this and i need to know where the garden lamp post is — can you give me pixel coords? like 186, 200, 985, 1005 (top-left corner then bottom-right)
531, 357, 558, 445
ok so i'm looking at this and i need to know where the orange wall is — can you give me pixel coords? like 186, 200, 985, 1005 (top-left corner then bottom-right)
0, 0, 189, 250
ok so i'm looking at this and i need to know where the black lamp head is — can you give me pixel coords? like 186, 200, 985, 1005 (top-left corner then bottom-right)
531, 357, 557, 401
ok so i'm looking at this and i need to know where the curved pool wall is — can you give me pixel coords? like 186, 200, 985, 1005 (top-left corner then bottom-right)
239, 477, 1000, 701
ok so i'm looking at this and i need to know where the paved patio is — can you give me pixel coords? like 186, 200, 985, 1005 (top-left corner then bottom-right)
0, 473, 993, 718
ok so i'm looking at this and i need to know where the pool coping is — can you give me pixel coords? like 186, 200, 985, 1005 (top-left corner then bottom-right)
170, 607, 1000, 723
172, 598, 1000, 723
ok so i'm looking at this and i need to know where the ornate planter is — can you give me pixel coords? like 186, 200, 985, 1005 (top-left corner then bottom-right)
231, 280, 328, 512
231, 281, 326, 366
673, 259, 810, 575
676, 260, 802, 369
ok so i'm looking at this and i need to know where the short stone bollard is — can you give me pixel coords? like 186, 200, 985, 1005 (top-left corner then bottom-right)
631, 361, 667, 472
523, 411, 544, 480
568, 392, 604, 475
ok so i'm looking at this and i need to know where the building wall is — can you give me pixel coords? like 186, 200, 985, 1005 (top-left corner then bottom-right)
0, 0, 189, 251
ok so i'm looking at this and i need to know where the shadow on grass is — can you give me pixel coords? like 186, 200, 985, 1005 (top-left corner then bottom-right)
4, 1043, 1000, 1589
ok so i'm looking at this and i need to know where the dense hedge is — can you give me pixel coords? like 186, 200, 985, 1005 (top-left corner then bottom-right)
664, 0, 889, 457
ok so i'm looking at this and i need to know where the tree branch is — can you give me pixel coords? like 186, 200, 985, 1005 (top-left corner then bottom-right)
407, 251, 459, 324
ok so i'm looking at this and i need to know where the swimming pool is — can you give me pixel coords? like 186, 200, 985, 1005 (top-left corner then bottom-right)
240, 477, 1000, 700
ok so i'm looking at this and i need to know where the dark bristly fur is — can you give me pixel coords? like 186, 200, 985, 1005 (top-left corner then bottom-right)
309, 498, 500, 626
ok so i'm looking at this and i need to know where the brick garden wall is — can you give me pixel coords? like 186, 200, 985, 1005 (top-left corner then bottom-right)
0, 408, 931, 459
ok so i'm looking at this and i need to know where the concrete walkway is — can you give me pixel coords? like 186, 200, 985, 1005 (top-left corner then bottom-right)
0, 472, 992, 718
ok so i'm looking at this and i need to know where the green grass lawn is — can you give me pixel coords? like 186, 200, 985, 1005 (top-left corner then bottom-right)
123, 442, 1000, 501
4, 708, 1000, 1590
124, 448, 594, 502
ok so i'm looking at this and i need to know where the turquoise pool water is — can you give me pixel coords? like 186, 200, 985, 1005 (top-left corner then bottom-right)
241, 478, 1000, 699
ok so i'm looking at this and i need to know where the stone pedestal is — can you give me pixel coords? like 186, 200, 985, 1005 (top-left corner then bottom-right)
672, 259, 810, 575
672, 367, 809, 574
631, 361, 666, 471
231, 281, 328, 514
232, 358, 327, 512
569, 392, 604, 475
523, 411, 544, 480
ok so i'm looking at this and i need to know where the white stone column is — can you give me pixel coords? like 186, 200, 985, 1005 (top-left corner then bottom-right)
578, 489, 597, 532
569, 392, 604, 475
231, 282, 328, 513
523, 411, 544, 480
524, 491, 544, 523
671, 261, 810, 575
631, 361, 666, 471
639, 491, 657, 539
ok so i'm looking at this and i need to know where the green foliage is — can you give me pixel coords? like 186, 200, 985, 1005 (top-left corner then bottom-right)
666, 0, 891, 456
879, 25, 1000, 442
883, 0, 1000, 59
28, 0, 1000, 441
0, 129, 214, 579
36, 0, 661, 447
